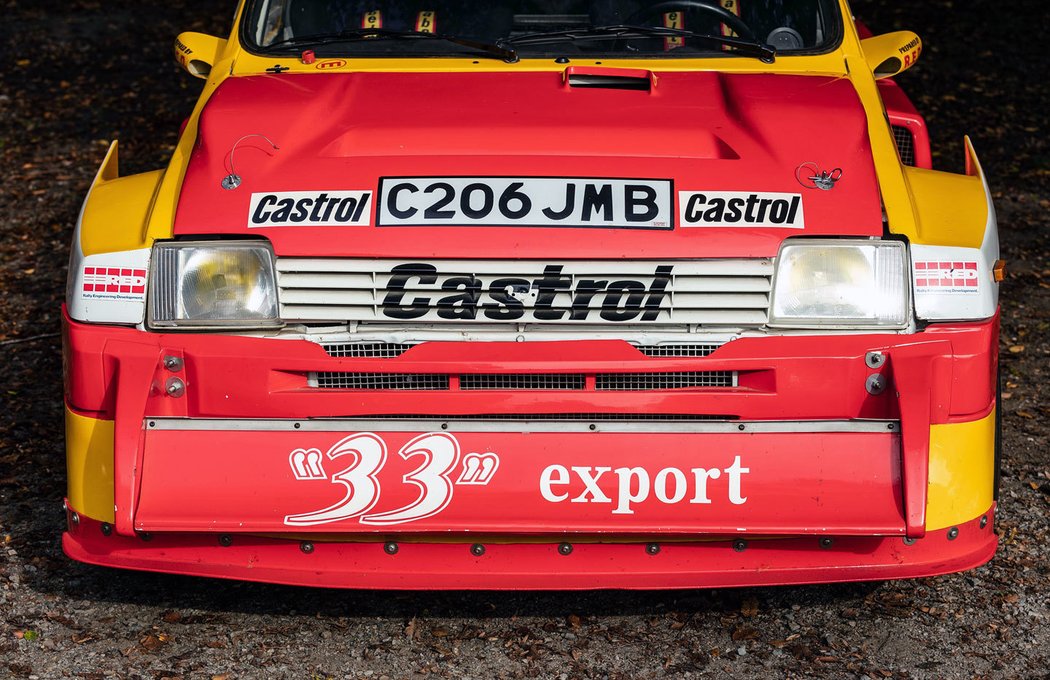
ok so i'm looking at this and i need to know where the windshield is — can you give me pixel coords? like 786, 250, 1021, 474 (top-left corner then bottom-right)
243, 1, 841, 58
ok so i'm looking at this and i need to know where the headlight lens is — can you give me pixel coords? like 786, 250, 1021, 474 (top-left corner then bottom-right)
770, 240, 908, 328
149, 242, 280, 329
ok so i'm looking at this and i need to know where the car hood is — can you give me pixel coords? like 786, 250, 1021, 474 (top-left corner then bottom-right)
173, 70, 884, 259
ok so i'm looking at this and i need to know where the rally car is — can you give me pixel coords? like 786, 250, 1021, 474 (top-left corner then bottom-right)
63, 0, 1003, 589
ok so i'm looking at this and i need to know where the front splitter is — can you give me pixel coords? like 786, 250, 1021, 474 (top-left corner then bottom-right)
62, 503, 998, 590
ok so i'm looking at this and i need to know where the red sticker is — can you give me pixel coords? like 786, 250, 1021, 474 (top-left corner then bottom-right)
913, 261, 979, 293
83, 267, 146, 298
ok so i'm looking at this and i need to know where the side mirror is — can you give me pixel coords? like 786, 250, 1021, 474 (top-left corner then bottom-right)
860, 31, 922, 79
174, 32, 227, 79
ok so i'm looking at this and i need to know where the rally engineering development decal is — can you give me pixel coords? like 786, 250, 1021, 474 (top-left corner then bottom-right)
378, 177, 674, 229
248, 191, 372, 227
679, 191, 805, 228
81, 266, 146, 301
913, 260, 980, 294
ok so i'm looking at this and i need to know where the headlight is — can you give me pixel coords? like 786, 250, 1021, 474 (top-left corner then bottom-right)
770, 240, 908, 328
149, 242, 280, 329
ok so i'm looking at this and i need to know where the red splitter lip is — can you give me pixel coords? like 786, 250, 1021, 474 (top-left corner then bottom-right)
63, 504, 997, 590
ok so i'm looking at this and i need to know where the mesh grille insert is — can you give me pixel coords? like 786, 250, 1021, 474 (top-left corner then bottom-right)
892, 125, 916, 166
355, 413, 737, 421
322, 343, 415, 358
314, 373, 449, 390
460, 374, 586, 391
595, 372, 735, 390
633, 344, 721, 357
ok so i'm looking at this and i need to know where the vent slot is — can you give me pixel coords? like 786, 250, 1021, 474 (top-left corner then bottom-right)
314, 373, 449, 390
356, 413, 738, 422
633, 343, 722, 358
460, 374, 586, 391
595, 371, 736, 391
322, 343, 415, 358
892, 124, 916, 166
568, 74, 651, 92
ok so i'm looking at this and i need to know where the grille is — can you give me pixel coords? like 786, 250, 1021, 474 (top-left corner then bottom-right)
322, 343, 415, 358
460, 374, 586, 391
892, 125, 916, 166
314, 373, 449, 390
277, 259, 772, 327
633, 343, 721, 357
354, 413, 737, 421
595, 371, 736, 390
312, 371, 736, 391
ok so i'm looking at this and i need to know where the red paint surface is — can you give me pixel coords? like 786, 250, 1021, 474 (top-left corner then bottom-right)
174, 71, 884, 258
64, 506, 997, 590
134, 429, 904, 535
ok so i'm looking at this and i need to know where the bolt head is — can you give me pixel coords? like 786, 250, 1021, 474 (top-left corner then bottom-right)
558, 542, 573, 556
733, 539, 747, 553
300, 541, 314, 554
865, 373, 887, 395
99, 522, 113, 536
819, 537, 834, 549
947, 527, 959, 541
470, 543, 486, 557
980, 516, 989, 529
383, 541, 399, 555
645, 543, 660, 556
165, 377, 186, 398
218, 534, 233, 547
221, 174, 242, 191
163, 356, 184, 372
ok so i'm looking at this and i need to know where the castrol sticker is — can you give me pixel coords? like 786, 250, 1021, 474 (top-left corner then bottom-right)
248, 191, 372, 227
914, 261, 979, 294
679, 191, 805, 228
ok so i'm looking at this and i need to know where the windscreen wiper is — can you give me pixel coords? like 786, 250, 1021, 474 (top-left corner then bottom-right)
266, 28, 519, 63
499, 24, 775, 63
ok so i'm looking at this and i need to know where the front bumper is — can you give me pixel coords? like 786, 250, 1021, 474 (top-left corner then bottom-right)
62, 308, 1000, 589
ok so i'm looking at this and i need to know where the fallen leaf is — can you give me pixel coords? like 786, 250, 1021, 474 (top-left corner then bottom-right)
1008, 345, 1025, 353
731, 626, 759, 641
741, 597, 759, 618
567, 614, 581, 629
404, 617, 416, 639
431, 627, 448, 638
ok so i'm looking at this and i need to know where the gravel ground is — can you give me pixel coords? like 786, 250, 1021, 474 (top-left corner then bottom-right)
1, 1, 1048, 678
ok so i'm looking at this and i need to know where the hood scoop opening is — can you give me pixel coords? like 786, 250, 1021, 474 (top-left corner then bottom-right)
564, 66, 654, 92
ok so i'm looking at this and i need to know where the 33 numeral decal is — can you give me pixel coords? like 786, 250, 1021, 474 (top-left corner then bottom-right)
285, 433, 387, 526
360, 433, 459, 525
285, 432, 497, 527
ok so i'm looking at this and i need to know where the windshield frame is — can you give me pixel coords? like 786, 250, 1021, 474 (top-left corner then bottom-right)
238, 0, 845, 61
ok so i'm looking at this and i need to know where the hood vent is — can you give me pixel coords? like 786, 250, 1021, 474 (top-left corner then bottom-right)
564, 66, 654, 92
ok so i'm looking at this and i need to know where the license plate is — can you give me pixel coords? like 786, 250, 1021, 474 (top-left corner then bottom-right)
376, 177, 674, 229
